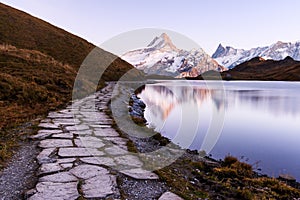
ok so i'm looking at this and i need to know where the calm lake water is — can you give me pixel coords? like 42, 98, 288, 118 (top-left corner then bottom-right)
137, 80, 300, 181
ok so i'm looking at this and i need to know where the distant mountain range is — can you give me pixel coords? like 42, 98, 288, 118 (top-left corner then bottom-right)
212, 41, 300, 69
195, 56, 300, 81
122, 33, 226, 78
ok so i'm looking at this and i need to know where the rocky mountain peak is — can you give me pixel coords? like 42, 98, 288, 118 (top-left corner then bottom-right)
122, 33, 226, 78
147, 33, 178, 51
212, 43, 226, 58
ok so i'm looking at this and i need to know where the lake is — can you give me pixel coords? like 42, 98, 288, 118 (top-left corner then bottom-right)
137, 80, 300, 181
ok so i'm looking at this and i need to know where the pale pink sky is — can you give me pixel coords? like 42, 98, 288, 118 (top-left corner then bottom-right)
2, 0, 300, 54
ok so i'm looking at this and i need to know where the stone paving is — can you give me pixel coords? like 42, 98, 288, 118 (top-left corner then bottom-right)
28, 83, 181, 200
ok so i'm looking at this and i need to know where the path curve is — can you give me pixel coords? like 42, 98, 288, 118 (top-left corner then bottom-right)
27, 83, 181, 200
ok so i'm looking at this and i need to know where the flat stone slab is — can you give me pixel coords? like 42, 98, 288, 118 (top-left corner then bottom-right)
28, 182, 79, 200
80, 157, 116, 166
70, 164, 109, 179
36, 148, 56, 164
55, 158, 76, 164
159, 192, 183, 200
104, 146, 129, 155
38, 158, 76, 174
70, 130, 92, 136
51, 133, 74, 139
37, 129, 63, 134
48, 112, 74, 119
114, 155, 143, 168
82, 175, 117, 198
31, 130, 63, 139
75, 136, 105, 148
38, 123, 59, 129
60, 163, 73, 169
39, 139, 73, 148
39, 163, 62, 175
65, 125, 90, 131
53, 118, 80, 125
58, 148, 104, 157
120, 168, 159, 180
94, 128, 119, 137
39, 172, 78, 183
89, 124, 111, 128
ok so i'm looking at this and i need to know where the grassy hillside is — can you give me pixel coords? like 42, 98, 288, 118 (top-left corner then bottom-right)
0, 3, 94, 68
222, 56, 300, 81
0, 3, 143, 164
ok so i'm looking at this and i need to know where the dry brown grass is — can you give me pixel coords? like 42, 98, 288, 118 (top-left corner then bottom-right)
156, 156, 300, 199
0, 2, 144, 165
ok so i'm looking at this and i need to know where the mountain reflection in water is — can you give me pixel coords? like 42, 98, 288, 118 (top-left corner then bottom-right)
137, 81, 300, 181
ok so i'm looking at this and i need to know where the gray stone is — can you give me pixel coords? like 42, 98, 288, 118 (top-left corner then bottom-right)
75, 136, 105, 148
114, 155, 143, 168
65, 125, 90, 131
31, 132, 52, 140
70, 130, 92, 136
58, 148, 104, 157
38, 139, 73, 148
28, 182, 79, 200
48, 112, 73, 119
39, 163, 62, 175
94, 128, 119, 137
60, 163, 73, 169
52, 121, 77, 126
39, 172, 78, 183
120, 168, 159, 180
82, 175, 116, 198
40, 119, 51, 123
38, 123, 59, 129
159, 192, 183, 200
31, 129, 62, 139
53, 118, 80, 124
89, 124, 111, 128
36, 148, 56, 164
104, 146, 128, 155
51, 133, 74, 139
55, 158, 76, 164
58, 109, 73, 113
70, 164, 109, 179
38, 129, 63, 134
80, 157, 116, 166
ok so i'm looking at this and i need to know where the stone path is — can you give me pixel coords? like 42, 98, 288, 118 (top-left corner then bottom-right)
27, 83, 182, 200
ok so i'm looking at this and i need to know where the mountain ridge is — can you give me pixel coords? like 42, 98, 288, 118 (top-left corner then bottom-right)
122, 33, 226, 77
193, 56, 300, 81
212, 41, 300, 69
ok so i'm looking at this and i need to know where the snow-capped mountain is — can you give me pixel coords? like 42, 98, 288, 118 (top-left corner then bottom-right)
212, 41, 300, 69
122, 33, 226, 78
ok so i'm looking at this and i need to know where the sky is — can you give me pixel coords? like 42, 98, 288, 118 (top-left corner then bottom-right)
2, 0, 300, 55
